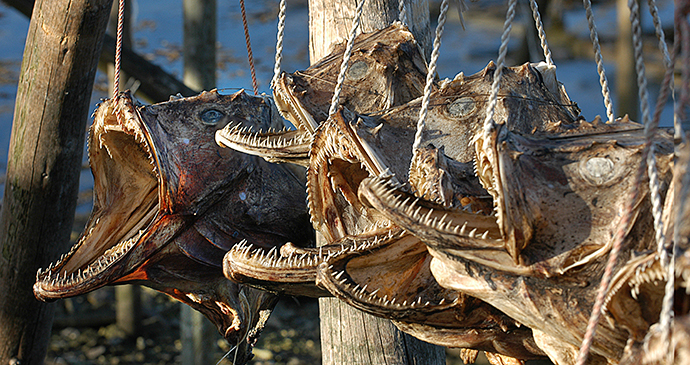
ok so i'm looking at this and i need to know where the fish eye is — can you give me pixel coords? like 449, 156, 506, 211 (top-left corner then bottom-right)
200, 109, 224, 125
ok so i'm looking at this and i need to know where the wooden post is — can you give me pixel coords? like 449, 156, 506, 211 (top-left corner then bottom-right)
308, 0, 431, 62
105, 0, 144, 338
616, 0, 638, 121
183, 0, 217, 92
0, 0, 112, 364
4, 0, 198, 102
308, 1, 445, 364
180, 1, 219, 364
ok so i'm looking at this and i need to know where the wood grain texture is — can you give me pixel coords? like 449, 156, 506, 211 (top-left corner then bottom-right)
0, 0, 112, 363
308, 0, 431, 63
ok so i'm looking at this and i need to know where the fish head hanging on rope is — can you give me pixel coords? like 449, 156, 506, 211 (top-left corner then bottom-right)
360, 61, 679, 363
33, 89, 313, 361
216, 22, 429, 167
222, 64, 581, 362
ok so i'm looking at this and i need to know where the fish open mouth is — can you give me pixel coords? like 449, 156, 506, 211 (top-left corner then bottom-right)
34, 92, 161, 300
224, 108, 397, 296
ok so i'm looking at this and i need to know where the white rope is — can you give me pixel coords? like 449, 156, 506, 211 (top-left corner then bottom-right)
271, 0, 287, 89
644, 0, 676, 357
529, 0, 553, 65
582, 0, 615, 122
328, 0, 366, 117
398, 0, 408, 25
482, 0, 518, 135
411, 0, 449, 152
629, 0, 665, 256
648, 0, 672, 69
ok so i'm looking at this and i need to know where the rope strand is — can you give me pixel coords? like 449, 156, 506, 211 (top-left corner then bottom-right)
411, 0, 449, 152
483, 0, 517, 135
239, 0, 259, 95
582, 0, 615, 122
398, 0, 408, 25
327, 0, 366, 117
113, 0, 125, 99
529, 0, 553, 65
272, 0, 287, 89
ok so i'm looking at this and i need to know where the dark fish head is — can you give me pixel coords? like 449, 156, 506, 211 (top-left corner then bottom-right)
34, 89, 310, 361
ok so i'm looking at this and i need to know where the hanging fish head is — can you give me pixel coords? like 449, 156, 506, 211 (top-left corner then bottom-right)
33, 89, 312, 361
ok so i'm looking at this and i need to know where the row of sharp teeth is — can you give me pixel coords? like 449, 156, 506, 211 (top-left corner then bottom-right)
231, 232, 403, 271
220, 124, 312, 149
347, 219, 393, 237
274, 87, 310, 131
307, 128, 361, 225
232, 241, 325, 269
325, 264, 460, 309
313, 129, 361, 167
370, 179, 494, 240
36, 230, 143, 287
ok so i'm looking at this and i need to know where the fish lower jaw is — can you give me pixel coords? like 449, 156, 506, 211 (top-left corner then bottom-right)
33, 229, 144, 300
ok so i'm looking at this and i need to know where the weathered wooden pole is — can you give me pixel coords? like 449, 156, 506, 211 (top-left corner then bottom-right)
308, 0, 432, 62
0, 0, 112, 364
616, 0, 638, 120
308, 1, 446, 364
180, 0, 219, 364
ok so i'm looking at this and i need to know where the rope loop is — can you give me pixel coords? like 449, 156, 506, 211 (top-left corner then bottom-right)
411, 0, 449, 153
327, 0, 366, 117
582, 0, 615, 122
529, 0, 552, 65
482, 0, 517, 135
113, 0, 125, 100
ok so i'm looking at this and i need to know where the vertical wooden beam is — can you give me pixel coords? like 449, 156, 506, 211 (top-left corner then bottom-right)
0, 0, 112, 364
307, 1, 445, 364
308, 0, 431, 62
616, 0, 638, 121
180, 1, 218, 364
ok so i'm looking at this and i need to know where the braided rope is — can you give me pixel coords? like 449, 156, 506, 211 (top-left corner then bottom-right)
576, 166, 648, 364
240, 0, 259, 95
582, 0, 615, 122
327, 0, 366, 117
271, 0, 287, 89
629, 0, 666, 255
113, 0, 125, 99
482, 0, 518, 136
113, 0, 125, 127
411, 0, 449, 152
575, 1, 670, 361
645, 0, 679, 355
529, 0, 553, 65
398, 0, 408, 25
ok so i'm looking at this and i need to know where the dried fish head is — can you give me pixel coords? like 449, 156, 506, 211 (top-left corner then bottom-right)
33, 90, 312, 363
216, 22, 428, 166
361, 62, 679, 363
